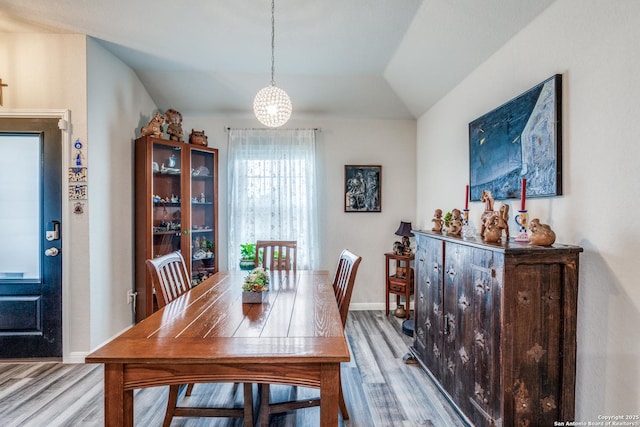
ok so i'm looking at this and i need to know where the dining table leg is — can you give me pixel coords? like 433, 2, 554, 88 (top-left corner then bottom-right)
320, 363, 340, 427
104, 363, 133, 427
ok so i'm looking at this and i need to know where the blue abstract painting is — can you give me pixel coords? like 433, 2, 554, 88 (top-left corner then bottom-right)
469, 75, 562, 201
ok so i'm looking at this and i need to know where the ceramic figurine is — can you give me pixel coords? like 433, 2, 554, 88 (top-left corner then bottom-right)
479, 189, 495, 239
393, 241, 404, 255
447, 208, 463, 236
432, 209, 444, 232
165, 109, 184, 141
483, 214, 502, 243
528, 218, 556, 246
498, 204, 510, 239
482, 203, 509, 243
141, 112, 165, 138
167, 154, 177, 168
189, 129, 208, 146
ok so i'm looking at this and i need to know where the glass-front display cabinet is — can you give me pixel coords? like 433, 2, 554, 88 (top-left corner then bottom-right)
134, 136, 218, 321
189, 147, 218, 285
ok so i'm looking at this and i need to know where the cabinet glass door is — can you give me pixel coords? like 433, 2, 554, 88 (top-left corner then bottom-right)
189, 148, 216, 285
151, 142, 183, 258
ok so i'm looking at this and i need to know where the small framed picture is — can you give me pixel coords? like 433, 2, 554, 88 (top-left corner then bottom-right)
344, 165, 381, 212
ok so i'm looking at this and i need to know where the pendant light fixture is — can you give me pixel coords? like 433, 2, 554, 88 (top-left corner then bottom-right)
253, 0, 292, 128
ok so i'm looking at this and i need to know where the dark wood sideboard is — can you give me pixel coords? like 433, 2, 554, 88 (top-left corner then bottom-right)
411, 230, 582, 427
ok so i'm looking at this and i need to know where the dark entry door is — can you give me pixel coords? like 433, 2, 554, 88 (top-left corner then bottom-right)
0, 118, 62, 358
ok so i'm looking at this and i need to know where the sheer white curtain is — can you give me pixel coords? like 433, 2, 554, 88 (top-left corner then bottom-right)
227, 129, 319, 270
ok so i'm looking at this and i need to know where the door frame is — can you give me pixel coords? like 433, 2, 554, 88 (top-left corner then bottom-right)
0, 109, 72, 361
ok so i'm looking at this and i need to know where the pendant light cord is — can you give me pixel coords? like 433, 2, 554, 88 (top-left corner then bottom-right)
270, 0, 276, 86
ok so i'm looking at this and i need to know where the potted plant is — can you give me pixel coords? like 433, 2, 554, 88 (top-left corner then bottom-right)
242, 267, 269, 303
239, 243, 257, 270
202, 238, 214, 267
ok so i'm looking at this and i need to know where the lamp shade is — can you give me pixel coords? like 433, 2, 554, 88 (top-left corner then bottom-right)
253, 84, 292, 128
394, 221, 414, 237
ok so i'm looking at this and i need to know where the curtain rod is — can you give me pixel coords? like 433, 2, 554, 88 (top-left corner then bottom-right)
224, 127, 320, 132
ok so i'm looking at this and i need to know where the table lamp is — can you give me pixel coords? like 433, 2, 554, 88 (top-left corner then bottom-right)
394, 221, 414, 255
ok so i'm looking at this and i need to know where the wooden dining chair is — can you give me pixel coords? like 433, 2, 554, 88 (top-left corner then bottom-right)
258, 249, 362, 425
255, 240, 297, 271
146, 251, 254, 427
146, 251, 191, 309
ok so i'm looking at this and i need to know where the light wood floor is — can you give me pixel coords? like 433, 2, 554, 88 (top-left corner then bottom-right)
0, 311, 465, 427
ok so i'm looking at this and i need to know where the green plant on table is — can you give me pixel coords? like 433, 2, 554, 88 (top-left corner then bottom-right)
240, 243, 256, 260
243, 267, 269, 292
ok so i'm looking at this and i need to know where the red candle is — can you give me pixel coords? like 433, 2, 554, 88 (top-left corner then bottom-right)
465, 185, 469, 210
520, 179, 527, 211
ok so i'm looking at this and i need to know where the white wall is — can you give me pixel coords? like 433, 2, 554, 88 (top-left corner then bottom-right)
86, 38, 157, 348
177, 116, 416, 309
416, 0, 640, 418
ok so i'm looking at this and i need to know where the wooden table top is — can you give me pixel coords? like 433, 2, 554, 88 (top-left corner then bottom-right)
86, 270, 350, 365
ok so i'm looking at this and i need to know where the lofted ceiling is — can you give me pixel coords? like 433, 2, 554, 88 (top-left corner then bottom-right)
0, 0, 557, 120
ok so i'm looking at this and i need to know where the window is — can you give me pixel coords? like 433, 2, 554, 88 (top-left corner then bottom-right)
227, 129, 319, 269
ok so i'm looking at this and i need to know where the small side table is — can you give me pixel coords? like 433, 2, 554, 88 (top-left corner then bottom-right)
385, 252, 414, 319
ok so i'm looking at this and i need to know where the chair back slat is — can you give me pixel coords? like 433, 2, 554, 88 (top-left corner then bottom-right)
333, 249, 362, 327
255, 240, 297, 271
145, 251, 191, 308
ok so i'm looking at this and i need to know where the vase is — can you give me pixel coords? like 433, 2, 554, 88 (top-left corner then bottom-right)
242, 290, 268, 304
239, 259, 255, 270
515, 210, 530, 242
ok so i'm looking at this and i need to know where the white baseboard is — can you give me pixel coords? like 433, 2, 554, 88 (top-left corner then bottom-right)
64, 352, 90, 364
349, 301, 413, 311
63, 323, 134, 364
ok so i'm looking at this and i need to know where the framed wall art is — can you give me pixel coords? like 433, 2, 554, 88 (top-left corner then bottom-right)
344, 165, 381, 212
468, 74, 562, 201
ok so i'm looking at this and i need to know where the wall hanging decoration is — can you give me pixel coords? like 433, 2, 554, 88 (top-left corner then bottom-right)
344, 165, 381, 212
68, 167, 87, 182
68, 184, 87, 200
469, 74, 562, 202
73, 202, 84, 214
68, 138, 88, 202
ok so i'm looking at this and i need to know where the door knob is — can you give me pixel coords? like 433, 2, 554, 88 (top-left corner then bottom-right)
45, 247, 60, 257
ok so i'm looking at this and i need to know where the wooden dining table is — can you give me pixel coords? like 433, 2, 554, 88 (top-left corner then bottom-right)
85, 270, 350, 427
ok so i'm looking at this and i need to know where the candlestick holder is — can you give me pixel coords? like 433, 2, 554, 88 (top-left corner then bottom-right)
514, 210, 530, 242
461, 209, 476, 238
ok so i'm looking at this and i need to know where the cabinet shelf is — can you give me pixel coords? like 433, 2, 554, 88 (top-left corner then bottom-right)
153, 230, 181, 235
192, 255, 214, 261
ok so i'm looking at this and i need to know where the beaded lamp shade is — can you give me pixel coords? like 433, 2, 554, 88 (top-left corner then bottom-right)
253, 84, 292, 128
